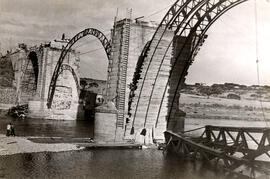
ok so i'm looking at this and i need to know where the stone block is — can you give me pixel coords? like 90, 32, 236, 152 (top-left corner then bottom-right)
94, 104, 120, 142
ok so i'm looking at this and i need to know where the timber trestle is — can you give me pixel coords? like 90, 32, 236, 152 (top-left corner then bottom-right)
164, 126, 270, 178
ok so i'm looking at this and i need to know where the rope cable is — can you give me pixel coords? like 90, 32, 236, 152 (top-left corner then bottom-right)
78, 47, 104, 56
77, 30, 154, 56
144, 4, 173, 19
73, 4, 171, 50
254, 0, 268, 126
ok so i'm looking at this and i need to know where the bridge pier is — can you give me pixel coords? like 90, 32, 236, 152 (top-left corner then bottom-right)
29, 45, 80, 120
6, 43, 81, 120
166, 36, 194, 132
94, 102, 125, 142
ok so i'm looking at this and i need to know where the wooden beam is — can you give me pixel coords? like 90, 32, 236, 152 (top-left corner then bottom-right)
206, 125, 269, 133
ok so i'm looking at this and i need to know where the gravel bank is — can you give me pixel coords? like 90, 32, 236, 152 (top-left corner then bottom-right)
0, 134, 84, 156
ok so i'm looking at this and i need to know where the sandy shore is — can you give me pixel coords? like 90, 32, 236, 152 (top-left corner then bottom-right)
0, 134, 84, 156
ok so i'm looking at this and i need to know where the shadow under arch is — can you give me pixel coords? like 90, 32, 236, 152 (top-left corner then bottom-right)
28, 51, 39, 88
16, 51, 39, 104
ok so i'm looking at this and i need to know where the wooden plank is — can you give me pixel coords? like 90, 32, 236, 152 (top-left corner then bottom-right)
229, 145, 270, 171
221, 130, 227, 145
225, 130, 236, 143
206, 125, 270, 133
240, 131, 249, 151
206, 141, 257, 154
166, 131, 224, 155
245, 131, 260, 146
210, 131, 217, 141
165, 130, 270, 177
165, 131, 257, 164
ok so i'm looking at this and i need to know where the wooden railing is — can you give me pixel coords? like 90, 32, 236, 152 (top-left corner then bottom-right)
164, 126, 270, 178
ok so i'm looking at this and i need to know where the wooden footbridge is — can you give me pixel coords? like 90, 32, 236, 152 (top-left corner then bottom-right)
164, 126, 270, 178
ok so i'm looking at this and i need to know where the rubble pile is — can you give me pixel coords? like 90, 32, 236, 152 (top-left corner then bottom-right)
8, 104, 28, 119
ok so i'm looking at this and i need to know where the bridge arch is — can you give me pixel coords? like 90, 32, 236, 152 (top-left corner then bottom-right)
166, 0, 249, 121
47, 28, 112, 108
127, 0, 208, 134
128, 0, 250, 137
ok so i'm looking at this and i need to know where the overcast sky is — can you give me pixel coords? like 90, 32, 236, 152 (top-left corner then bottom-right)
0, 0, 269, 85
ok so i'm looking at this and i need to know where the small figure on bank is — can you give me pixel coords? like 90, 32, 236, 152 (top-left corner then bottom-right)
10, 123, 15, 136
6, 123, 11, 137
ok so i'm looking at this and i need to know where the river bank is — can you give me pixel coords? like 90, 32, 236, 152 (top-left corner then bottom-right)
0, 134, 84, 156
180, 93, 270, 121
0, 112, 88, 156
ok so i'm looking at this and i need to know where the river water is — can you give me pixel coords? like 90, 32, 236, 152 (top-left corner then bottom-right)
0, 115, 269, 179
0, 149, 243, 179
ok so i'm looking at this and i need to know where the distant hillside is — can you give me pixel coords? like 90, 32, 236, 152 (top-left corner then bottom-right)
80, 77, 106, 94
180, 83, 270, 121
0, 56, 14, 88
181, 83, 270, 102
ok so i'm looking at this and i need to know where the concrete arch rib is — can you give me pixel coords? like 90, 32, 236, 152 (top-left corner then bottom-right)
157, 0, 248, 131
127, 0, 207, 135
47, 28, 112, 108
129, 0, 249, 138
166, 0, 248, 122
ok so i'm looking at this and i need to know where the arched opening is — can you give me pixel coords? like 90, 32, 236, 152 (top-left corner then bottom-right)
47, 28, 111, 110
45, 28, 111, 141
51, 64, 80, 111
76, 37, 108, 122
28, 51, 39, 88
16, 51, 39, 105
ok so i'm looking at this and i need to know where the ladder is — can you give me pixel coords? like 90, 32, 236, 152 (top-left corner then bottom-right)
116, 16, 131, 128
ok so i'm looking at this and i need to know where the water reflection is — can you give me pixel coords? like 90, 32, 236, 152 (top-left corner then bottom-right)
0, 149, 252, 179
0, 117, 94, 138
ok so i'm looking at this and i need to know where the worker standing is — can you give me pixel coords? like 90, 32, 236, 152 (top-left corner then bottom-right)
6, 123, 11, 137
10, 123, 15, 136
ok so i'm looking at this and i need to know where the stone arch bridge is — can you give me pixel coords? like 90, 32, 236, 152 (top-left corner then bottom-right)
43, 0, 253, 143
22, 28, 112, 120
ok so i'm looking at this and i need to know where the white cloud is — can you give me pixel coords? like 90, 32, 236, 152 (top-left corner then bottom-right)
0, 0, 269, 84
187, 0, 270, 85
